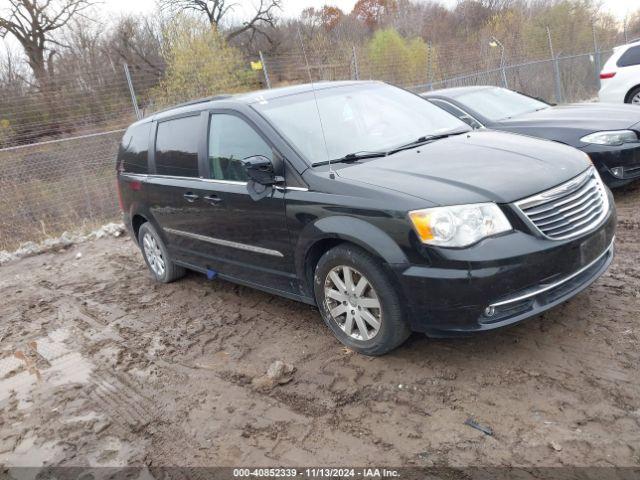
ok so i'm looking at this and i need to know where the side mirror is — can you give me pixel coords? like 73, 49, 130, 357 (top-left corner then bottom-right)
243, 155, 278, 185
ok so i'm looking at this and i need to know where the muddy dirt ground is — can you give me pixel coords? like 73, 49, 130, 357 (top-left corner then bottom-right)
0, 185, 639, 470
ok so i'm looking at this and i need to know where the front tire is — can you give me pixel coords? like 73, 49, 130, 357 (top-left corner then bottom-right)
138, 223, 185, 283
313, 244, 410, 356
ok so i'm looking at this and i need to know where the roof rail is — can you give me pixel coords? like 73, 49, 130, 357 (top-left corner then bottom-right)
153, 94, 234, 115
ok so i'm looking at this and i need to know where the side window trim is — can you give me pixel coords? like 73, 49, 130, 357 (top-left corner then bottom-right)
144, 115, 245, 184
148, 121, 158, 174
142, 109, 308, 190
198, 111, 209, 179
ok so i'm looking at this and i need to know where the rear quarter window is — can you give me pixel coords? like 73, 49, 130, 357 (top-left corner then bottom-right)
118, 123, 151, 174
617, 46, 640, 68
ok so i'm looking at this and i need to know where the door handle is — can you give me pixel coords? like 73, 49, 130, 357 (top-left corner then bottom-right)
203, 194, 223, 205
183, 192, 199, 202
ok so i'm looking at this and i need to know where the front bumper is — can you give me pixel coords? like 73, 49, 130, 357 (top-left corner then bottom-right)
582, 142, 640, 188
395, 198, 616, 336
478, 238, 613, 330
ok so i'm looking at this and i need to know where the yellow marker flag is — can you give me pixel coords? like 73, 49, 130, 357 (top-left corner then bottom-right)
250, 61, 263, 71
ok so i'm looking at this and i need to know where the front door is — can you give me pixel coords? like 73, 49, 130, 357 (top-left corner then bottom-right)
182, 112, 294, 293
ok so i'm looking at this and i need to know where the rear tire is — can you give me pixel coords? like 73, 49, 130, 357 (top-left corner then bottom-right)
138, 223, 185, 283
313, 244, 410, 356
626, 86, 640, 105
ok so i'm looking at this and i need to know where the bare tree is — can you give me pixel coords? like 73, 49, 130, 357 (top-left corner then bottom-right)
0, 0, 96, 86
159, 0, 281, 42
106, 15, 165, 76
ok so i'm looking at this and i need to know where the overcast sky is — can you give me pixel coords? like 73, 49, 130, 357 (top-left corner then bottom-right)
100, 0, 635, 21
0, 0, 635, 55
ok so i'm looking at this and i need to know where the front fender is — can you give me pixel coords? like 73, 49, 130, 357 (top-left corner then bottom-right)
294, 216, 409, 290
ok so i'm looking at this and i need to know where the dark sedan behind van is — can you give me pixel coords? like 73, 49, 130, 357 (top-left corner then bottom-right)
117, 81, 615, 355
422, 86, 640, 187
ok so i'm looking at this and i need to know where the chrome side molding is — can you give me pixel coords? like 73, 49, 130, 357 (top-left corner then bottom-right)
163, 227, 284, 258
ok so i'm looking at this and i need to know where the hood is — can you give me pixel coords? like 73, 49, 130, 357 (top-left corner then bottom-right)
497, 103, 640, 132
336, 130, 590, 205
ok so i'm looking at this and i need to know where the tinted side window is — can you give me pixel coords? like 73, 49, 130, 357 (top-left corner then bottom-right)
119, 123, 151, 174
618, 46, 640, 67
208, 114, 273, 181
155, 116, 201, 177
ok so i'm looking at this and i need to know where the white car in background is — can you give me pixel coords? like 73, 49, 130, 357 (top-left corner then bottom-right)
599, 40, 640, 104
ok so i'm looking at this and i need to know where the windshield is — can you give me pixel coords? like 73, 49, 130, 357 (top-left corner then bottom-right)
455, 87, 549, 121
252, 83, 470, 165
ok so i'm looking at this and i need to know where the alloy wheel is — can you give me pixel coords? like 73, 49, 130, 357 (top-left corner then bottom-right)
632, 92, 640, 105
324, 265, 382, 341
142, 233, 166, 277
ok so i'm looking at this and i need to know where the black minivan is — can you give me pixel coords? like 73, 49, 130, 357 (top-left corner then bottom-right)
117, 81, 616, 355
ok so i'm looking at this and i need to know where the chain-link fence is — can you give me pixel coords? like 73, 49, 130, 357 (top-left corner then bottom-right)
0, 130, 123, 250
258, 41, 613, 105
0, 26, 623, 251
410, 50, 613, 104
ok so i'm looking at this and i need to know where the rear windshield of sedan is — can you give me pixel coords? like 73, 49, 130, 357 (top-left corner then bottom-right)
455, 87, 549, 122
252, 83, 469, 165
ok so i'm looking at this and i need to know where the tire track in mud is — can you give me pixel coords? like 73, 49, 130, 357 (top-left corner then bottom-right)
11, 279, 192, 454
88, 367, 160, 432
43, 277, 328, 464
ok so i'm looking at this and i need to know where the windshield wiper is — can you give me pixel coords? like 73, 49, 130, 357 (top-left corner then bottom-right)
386, 128, 469, 155
311, 128, 469, 167
311, 151, 387, 167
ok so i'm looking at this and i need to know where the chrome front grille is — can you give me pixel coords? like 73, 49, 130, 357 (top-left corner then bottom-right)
516, 167, 609, 240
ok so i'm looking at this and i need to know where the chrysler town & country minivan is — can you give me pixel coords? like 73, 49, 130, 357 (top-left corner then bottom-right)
116, 81, 616, 355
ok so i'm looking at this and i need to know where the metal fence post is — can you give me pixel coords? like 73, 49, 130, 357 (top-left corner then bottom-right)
547, 27, 563, 104
501, 64, 509, 89
498, 44, 508, 89
553, 56, 564, 104
259, 51, 271, 89
351, 46, 360, 80
426, 44, 434, 90
123, 63, 141, 120
592, 23, 602, 88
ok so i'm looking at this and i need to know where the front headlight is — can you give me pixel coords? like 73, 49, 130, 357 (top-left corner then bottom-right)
580, 130, 638, 146
409, 203, 511, 248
